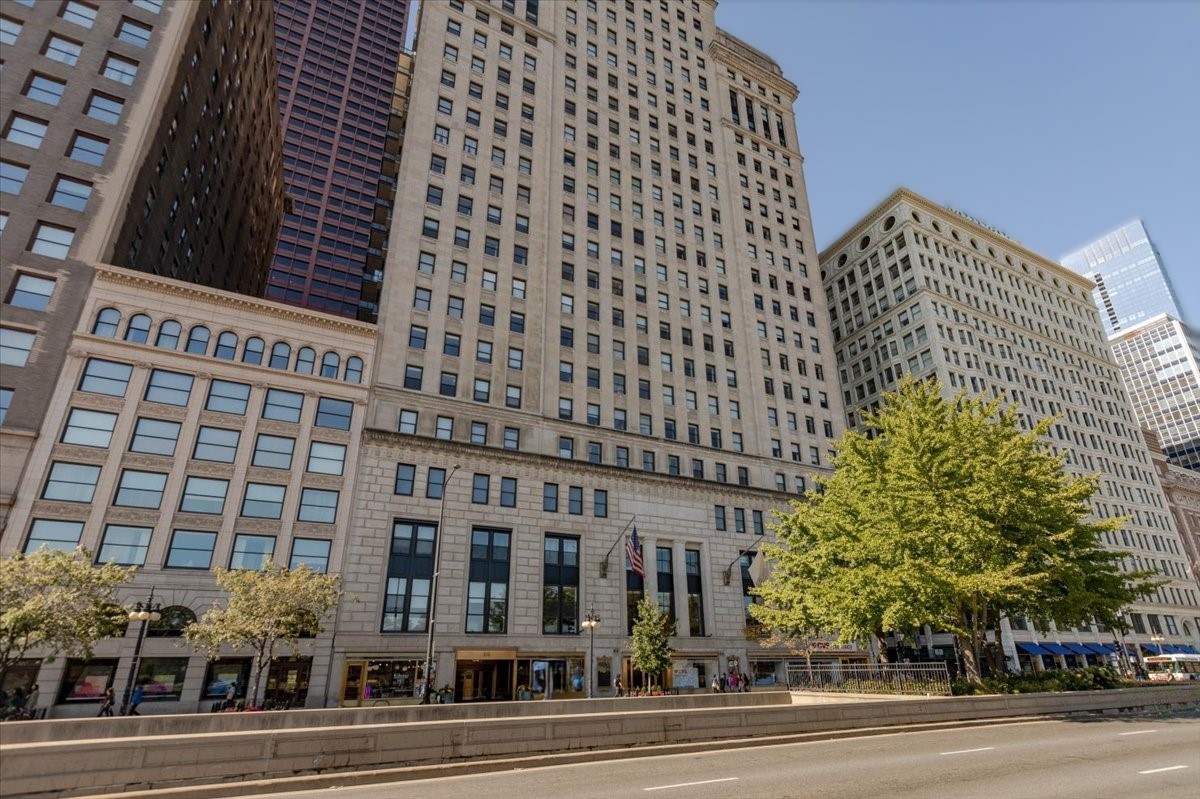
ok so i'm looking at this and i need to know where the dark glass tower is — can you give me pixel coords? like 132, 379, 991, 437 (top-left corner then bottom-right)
269, 0, 411, 320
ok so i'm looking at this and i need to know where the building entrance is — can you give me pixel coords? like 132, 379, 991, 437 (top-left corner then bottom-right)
454, 658, 513, 701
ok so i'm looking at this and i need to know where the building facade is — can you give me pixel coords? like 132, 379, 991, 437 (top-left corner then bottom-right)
266, 0, 412, 320
1, 0, 283, 527
337, 0, 852, 703
1146, 429, 1200, 591
1061, 219, 1186, 337
821, 189, 1200, 671
1109, 315, 1200, 472
0, 264, 374, 714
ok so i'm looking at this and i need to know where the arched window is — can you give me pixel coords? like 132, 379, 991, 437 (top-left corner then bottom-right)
321, 351, 340, 379
295, 347, 315, 375
185, 325, 210, 355
155, 319, 181, 349
269, 342, 291, 370
214, 331, 238, 360
344, 356, 364, 384
124, 314, 152, 344
242, 336, 264, 365
92, 307, 121, 337
147, 605, 197, 638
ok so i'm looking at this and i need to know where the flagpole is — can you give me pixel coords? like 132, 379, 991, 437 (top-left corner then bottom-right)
600, 515, 638, 578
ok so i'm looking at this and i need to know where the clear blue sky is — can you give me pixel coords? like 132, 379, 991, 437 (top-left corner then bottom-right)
718, 0, 1199, 322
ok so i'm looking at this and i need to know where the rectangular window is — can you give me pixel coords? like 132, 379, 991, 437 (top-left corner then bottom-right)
394, 463, 416, 496
44, 34, 83, 65
206, 379, 249, 414
80, 358, 132, 396
543, 534, 579, 634
307, 441, 346, 475
315, 397, 352, 429
500, 477, 517, 507
594, 489, 608, 517
472, 473, 490, 504
568, 485, 583, 515
101, 53, 139, 84
25, 74, 67, 106
241, 483, 285, 519
25, 519, 83, 553
466, 527, 510, 633
30, 222, 75, 259
84, 92, 124, 123
0, 327, 35, 366
656, 546, 675, 624
165, 529, 216, 569
262, 389, 303, 422
144, 369, 192, 406
382, 520, 437, 632
5, 114, 49, 149
290, 538, 331, 573
42, 462, 101, 503
686, 549, 705, 636
250, 433, 293, 469
116, 17, 152, 47
543, 482, 558, 512
97, 524, 151, 565
49, 175, 92, 211
61, 1, 98, 27
230, 534, 275, 570
1, 160, 29, 195
67, 132, 109, 165
62, 408, 117, 447
179, 477, 228, 515
298, 488, 338, 524
714, 505, 727, 531
113, 469, 167, 509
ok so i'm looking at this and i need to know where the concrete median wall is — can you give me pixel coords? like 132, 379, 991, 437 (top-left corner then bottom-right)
2, 685, 1197, 798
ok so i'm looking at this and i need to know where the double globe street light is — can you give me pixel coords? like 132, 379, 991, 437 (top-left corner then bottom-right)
120, 588, 161, 716
581, 607, 601, 698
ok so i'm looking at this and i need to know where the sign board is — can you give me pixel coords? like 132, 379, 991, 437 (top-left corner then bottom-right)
671, 665, 699, 689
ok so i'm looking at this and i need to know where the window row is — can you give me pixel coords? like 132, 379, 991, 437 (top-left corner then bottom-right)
89, 308, 365, 383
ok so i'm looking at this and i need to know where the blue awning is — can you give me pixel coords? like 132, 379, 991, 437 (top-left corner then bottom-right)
1064, 643, 1093, 655
1041, 643, 1074, 656
1083, 643, 1115, 655
1177, 645, 1199, 654
1140, 644, 1165, 655
1016, 642, 1051, 656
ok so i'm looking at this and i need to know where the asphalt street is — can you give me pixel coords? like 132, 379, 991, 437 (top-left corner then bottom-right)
239, 710, 1200, 799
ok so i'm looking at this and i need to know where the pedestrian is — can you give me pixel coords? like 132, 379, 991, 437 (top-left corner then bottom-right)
128, 683, 144, 716
742, 671, 752, 692
614, 676, 624, 697
224, 681, 237, 711
98, 687, 115, 717
711, 674, 721, 693
26, 684, 40, 714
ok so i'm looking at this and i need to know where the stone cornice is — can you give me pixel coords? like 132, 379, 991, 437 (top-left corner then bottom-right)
362, 428, 802, 505
819, 189, 1096, 293
92, 264, 378, 338
712, 30, 797, 98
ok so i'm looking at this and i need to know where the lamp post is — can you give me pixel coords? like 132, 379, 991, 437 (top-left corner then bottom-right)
422, 464, 460, 705
120, 588, 161, 716
581, 608, 601, 698
1149, 632, 1165, 657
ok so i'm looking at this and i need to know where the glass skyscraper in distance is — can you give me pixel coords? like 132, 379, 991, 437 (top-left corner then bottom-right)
1061, 220, 1185, 337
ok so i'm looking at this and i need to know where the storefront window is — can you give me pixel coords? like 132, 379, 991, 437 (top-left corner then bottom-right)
264, 657, 310, 708
203, 658, 251, 699
346, 658, 425, 704
136, 657, 189, 700
2, 658, 40, 695
57, 659, 118, 703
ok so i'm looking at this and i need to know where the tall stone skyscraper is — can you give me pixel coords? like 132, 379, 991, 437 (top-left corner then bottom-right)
821, 189, 1200, 663
266, 0, 412, 320
1061, 220, 1186, 337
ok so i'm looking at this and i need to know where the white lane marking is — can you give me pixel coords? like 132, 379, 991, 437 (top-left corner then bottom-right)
1119, 730, 1157, 736
645, 777, 740, 791
1138, 765, 1188, 775
940, 747, 996, 755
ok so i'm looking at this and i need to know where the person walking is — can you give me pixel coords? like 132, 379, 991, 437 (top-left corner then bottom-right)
26, 684, 40, 716
224, 681, 237, 711
98, 687, 115, 717
614, 676, 624, 697
128, 683, 144, 716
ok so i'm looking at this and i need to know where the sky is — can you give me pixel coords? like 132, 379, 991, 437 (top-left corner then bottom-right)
717, 0, 1200, 323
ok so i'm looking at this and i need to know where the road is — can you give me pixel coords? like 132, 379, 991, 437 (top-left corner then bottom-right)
244, 711, 1199, 799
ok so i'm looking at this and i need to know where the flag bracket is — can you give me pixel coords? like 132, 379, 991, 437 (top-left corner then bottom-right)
601, 515, 638, 579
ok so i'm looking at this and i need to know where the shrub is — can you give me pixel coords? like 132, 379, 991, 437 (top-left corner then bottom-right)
952, 666, 1126, 695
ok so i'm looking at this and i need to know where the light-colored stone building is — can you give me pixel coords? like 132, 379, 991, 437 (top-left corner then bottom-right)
331, 0, 852, 702
1146, 429, 1200, 602
820, 188, 1200, 671
0, 265, 374, 715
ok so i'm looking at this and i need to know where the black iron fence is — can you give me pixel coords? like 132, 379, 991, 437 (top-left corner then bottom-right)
786, 662, 951, 696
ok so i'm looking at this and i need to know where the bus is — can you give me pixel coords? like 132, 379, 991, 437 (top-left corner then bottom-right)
1144, 653, 1200, 681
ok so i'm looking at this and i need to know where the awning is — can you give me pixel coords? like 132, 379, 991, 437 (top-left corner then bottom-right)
1016, 642, 1051, 656
1140, 644, 1165, 655
1083, 643, 1115, 655
1041, 643, 1074, 656
1177, 644, 1199, 654
1063, 643, 1093, 655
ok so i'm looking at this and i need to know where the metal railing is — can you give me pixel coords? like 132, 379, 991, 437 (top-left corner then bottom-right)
786, 662, 951, 696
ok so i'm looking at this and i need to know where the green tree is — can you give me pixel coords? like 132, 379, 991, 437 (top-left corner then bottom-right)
629, 596, 674, 690
751, 377, 1159, 682
185, 561, 341, 706
0, 548, 134, 685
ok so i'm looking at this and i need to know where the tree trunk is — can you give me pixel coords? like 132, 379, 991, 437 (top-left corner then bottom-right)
874, 628, 890, 663
959, 635, 982, 682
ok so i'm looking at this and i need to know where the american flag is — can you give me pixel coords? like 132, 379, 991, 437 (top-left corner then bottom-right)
626, 527, 645, 578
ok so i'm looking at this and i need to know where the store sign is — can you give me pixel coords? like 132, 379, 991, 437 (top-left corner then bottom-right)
671, 665, 699, 689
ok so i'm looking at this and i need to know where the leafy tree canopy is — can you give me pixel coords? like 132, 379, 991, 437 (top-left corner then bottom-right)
629, 596, 675, 688
0, 548, 133, 683
751, 377, 1159, 681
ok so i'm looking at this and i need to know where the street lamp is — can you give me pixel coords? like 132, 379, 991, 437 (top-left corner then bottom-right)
120, 588, 161, 716
422, 464, 460, 705
1149, 632, 1165, 656
581, 608, 601, 698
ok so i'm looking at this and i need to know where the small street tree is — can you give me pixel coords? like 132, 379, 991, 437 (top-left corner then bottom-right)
185, 561, 341, 707
0, 548, 133, 685
752, 377, 1159, 683
629, 596, 674, 691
